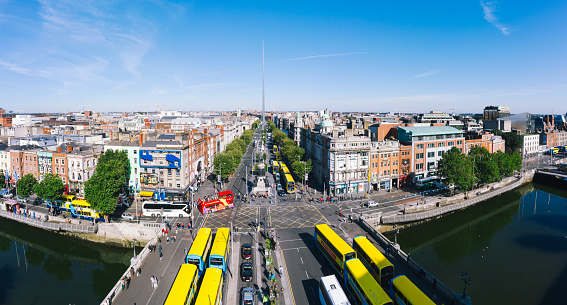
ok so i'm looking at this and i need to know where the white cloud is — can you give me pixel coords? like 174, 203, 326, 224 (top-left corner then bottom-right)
414, 69, 441, 78
481, 1, 511, 35
150, 87, 168, 95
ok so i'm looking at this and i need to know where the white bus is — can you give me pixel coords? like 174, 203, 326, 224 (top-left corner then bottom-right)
142, 201, 191, 218
319, 275, 351, 305
415, 176, 439, 190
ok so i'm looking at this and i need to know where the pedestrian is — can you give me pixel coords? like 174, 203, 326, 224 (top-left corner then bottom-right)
175, 227, 178, 234
130, 267, 134, 277
121, 278, 125, 290
126, 276, 130, 289
166, 236, 170, 243
158, 245, 162, 253
182, 222, 185, 229
279, 266, 283, 277
136, 267, 141, 276
160, 252, 163, 261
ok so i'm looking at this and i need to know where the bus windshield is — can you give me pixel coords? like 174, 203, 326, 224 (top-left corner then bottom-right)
210, 257, 223, 266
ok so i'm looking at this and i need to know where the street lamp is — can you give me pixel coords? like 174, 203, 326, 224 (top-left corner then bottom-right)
461, 271, 472, 299
218, 162, 226, 191
393, 224, 399, 245
132, 238, 137, 259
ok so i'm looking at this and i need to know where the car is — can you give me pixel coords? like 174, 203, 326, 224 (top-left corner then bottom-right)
121, 212, 135, 221
241, 243, 252, 260
241, 287, 255, 305
278, 189, 286, 197
366, 200, 379, 207
241, 262, 253, 282
33, 197, 43, 205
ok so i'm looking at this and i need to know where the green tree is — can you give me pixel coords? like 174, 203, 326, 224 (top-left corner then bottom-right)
241, 130, 254, 145
34, 173, 65, 202
437, 147, 475, 191
17, 174, 37, 198
493, 130, 522, 154
0, 172, 5, 189
85, 150, 130, 217
291, 159, 312, 182
251, 119, 261, 129
469, 146, 500, 185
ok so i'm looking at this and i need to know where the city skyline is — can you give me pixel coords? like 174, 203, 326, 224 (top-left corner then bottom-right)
0, 1, 565, 113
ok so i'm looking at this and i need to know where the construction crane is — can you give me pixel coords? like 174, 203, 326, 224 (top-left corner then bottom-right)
81, 105, 92, 112
136, 104, 166, 113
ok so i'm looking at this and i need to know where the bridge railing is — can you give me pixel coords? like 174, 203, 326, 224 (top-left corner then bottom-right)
0, 209, 98, 234
359, 218, 471, 305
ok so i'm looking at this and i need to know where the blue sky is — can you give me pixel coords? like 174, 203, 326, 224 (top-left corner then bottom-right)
0, 1, 565, 114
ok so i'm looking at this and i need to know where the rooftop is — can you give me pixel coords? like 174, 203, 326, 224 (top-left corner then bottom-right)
399, 126, 463, 136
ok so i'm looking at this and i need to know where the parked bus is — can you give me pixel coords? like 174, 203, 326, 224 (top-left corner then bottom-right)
141, 201, 191, 218
389, 275, 435, 305
314, 224, 356, 274
164, 264, 199, 305
345, 258, 393, 305
353, 236, 394, 290
209, 227, 231, 274
319, 275, 351, 305
194, 267, 224, 305
185, 227, 213, 275
280, 163, 295, 194
415, 176, 439, 190
53, 194, 77, 211
272, 160, 280, 174
197, 190, 234, 214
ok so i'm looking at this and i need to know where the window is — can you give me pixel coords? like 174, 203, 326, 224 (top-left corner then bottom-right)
134, 150, 137, 154
427, 152, 435, 158
438, 151, 443, 156
62, 168, 65, 174
62, 160, 64, 165
134, 158, 137, 164
416, 144, 424, 149
134, 168, 137, 174
416, 153, 424, 159
457, 140, 463, 145
177, 181, 181, 188
428, 143, 435, 148
438, 142, 445, 147
176, 169, 180, 176
416, 163, 423, 170
55, 159, 58, 164
448, 141, 454, 146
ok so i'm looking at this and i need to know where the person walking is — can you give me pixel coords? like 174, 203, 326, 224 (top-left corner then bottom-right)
158, 245, 162, 253
160, 251, 163, 261
279, 266, 283, 277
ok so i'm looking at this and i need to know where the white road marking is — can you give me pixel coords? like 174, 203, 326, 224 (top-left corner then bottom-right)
300, 257, 303, 264
305, 270, 309, 278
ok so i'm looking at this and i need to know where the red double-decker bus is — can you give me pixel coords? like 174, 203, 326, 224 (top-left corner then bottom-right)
197, 190, 234, 214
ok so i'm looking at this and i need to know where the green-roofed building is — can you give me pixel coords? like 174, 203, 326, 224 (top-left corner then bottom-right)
397, 126, 465, 180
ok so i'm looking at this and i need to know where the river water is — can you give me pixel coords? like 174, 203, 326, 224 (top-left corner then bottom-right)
0, 217, 132, 305
391, 183, 567, 305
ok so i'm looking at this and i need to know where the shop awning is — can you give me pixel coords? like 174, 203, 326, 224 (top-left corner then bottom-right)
139, 191, 154, 197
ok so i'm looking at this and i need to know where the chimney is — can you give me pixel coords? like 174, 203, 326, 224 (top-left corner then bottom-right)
139, 132, 144, 146
67, 145, 72, 153
57, 146, 62, 153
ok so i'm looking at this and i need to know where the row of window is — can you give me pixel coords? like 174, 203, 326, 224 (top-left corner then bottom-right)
416, 140, 462, 150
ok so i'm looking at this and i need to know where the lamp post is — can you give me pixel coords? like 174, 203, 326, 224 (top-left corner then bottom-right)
132, 238, 137, 259
393, 224, 399, 245
461, 271, 472, 299
218, 162, 226, 191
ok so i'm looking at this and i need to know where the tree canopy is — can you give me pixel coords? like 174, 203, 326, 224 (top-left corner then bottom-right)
492, 130, 522, 154
34, 174, 65, 202
0, 172, 5, 189
437, 147, 474, 191
17, 174, 37, 198
84, 149, 130, 216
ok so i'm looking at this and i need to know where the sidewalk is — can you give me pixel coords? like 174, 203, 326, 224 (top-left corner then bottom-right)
258, 229, 289, 305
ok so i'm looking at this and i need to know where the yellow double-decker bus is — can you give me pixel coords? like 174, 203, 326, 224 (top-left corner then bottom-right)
353, 236, 394, 289
314, 224, 356, 274
280, 163, 295, 193
272, 160, 280, 174
209, 227, 231, 274
185, 228, 212, 275
345, 258, 393, 305
164, 264, 199, 305
389, 275, 435, 305
194, 267, 224, 305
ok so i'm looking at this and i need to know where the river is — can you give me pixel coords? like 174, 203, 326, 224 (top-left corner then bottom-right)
389, 183, 567, 305
0, 217, 133, 305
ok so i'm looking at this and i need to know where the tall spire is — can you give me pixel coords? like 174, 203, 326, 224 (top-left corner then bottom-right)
262, 40, 265, 131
